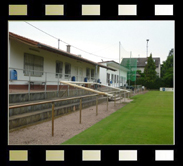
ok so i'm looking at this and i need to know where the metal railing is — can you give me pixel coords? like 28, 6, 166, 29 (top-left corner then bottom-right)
9, 67, 97, 98
9, 94, 110, 136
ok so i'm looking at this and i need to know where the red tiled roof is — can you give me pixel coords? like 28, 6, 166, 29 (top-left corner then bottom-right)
9, 32, 116, 71
9, 32, 39, 46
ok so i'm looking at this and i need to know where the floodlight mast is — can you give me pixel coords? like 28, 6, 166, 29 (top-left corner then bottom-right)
146, 39, 149, 57
119, 41, 121, 88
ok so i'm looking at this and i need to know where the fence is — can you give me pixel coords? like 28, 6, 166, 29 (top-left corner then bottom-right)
9, 67, 97, 98
9, 93, 122, 136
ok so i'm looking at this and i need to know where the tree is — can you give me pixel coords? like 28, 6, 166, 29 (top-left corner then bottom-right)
136, 70, 145, 77
144, 53, 157, 82
161, 49, 173, 87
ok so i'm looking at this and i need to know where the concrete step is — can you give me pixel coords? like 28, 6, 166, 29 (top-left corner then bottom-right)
9, 89, 92, 103
9, 97, 106, 131
9, 95, 97, 117
109, 97, 122, 101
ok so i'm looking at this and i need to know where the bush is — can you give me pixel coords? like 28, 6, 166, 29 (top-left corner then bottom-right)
128, 77, 165, 89
144, 77, 164, 89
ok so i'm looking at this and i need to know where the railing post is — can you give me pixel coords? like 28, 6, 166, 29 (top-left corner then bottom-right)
120, 91, 122, 103
52, 102, 55, 136
45, 72, 47, 99
68, 85, 69, 96
114, 92, 116, 106
96, 95, 98, 116
124, 92, 126, 102
57, 74, 59, 97
28, 71, 30, 101
79, 98, 82, 124
107, 96, 108, 111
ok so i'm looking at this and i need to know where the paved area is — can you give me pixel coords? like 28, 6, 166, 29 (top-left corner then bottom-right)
9, 99, 131, 145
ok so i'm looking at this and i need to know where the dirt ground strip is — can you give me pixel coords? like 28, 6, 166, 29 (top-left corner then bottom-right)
9, 91, 147, 145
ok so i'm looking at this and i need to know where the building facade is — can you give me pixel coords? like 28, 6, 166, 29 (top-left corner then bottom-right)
121, 57, 161, 78
99, 61, 129, 87
9, 32, 115, 91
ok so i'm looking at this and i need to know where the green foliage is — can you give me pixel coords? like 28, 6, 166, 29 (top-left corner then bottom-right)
144, 54, 157, 82
136, 70, 145, 77
130, 77, 164, 89
161, 49, 173, 87
125, 49, 173, 89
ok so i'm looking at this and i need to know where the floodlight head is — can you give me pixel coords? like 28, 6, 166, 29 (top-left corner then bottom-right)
147, 39, 149, 42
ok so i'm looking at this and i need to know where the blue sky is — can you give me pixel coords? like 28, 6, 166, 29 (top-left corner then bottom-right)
9, 21, 174, 64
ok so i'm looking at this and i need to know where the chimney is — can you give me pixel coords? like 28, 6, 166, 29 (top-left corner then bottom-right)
66, 45, 71, 53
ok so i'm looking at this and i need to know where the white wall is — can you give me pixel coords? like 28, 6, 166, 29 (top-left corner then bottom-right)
99, 63, 127, 87
136, 67, 144, 73
99, 66, 107, 85
160, 87, 174, 91
9, 39, 98, 85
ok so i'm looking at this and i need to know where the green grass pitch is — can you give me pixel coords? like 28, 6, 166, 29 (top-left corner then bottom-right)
61, 91, 173, 145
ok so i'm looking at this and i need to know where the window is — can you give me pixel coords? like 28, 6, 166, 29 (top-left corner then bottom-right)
56, 61, 63, 78
24, 53, 44, 77
65, 62, 71, 78
86, 68, 90, 79
91, 69, 95, 79
117, 75, 119, 83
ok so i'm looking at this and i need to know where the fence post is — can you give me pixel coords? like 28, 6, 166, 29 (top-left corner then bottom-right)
68, 85, 69, 96
124, 92, 126, 102
52, 102, 55, 137
79, 98, 82, 124
45, 72, 47, 99
114, 92, 116, 106
96, 95, 98, 116
57, 75, 59, 97
107, 96, 108, 111
120, 92, 122, 103
28, 71, 30, 101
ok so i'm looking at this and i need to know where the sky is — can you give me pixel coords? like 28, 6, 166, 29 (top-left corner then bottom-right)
9, 21, 174, 64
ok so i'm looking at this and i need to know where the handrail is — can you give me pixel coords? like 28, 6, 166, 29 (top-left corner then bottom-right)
60, 81, 113, 97
95, 83, 130, 93
9, 94, 98, 109
63, 81, 130, 93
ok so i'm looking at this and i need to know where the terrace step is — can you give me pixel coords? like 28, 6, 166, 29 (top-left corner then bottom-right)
9, 97, 106, 131
9, 95, 97, 117
109, 97, 122, 101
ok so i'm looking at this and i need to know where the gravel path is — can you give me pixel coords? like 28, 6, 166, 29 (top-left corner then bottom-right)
9, 99, 132, 145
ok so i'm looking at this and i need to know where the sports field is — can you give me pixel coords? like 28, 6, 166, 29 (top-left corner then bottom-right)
62, 91, 173, 145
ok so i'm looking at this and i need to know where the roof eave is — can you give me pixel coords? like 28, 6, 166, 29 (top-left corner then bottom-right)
38, 43, 116, 71
9, 32, 116, 72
